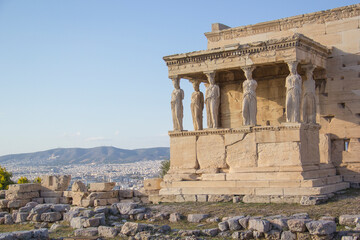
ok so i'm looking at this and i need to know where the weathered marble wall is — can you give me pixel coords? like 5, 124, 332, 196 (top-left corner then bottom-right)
169, 124, 320, 173
219, 77, 287, 128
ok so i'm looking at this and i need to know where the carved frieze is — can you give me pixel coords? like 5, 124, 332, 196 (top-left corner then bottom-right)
205, 4, 360, 42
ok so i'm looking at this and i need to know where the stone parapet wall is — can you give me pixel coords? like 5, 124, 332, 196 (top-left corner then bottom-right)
168, 123, 321, 174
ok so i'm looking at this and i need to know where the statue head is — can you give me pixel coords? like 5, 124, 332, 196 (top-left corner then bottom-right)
287, 61, 298, 75
192, 81, 200, 91
171, 77, 180, 89
209, 75, 215, 85
304, 65, 315, 81
242, 66, 254, 80
205, 71, 216, 85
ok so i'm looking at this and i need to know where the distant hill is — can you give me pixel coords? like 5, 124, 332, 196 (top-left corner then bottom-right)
0, 146, 170, 166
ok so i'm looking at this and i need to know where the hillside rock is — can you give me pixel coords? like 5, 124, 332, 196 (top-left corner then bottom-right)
0, 147, 170, 166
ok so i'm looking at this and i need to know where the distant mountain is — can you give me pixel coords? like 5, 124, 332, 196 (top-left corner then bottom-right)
0, 146, 170, 166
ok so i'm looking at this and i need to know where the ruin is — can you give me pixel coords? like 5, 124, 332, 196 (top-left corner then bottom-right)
155, 4, 360, 203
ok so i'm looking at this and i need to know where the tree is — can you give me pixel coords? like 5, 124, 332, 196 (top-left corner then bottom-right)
17, 177, 30, 184
0, 166, 14, 190
33, 177, 42, 183
159, 160, 170, 178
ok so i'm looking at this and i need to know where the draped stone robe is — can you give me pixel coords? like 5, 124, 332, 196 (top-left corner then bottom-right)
171, 88, 184, 131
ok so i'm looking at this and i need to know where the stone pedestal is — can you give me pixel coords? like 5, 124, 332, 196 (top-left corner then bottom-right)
158, 123, 349, 203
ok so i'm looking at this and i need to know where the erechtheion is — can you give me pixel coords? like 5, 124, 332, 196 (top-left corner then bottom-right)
155, 4, 360, 204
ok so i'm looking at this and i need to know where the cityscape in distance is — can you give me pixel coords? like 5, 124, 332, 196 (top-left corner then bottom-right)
0, 146, 170, 190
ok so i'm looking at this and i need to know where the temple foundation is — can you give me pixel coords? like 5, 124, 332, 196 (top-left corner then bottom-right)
153, 123, 348, 203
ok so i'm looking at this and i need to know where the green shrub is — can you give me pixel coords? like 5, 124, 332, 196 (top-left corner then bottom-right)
33, 177, 42, 183
0, 166, 14, 190
159, 160, 170, 178
17, 176, 30, 184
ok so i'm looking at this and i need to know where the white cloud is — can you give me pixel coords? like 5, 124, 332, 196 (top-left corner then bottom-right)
114, 130, 120, 136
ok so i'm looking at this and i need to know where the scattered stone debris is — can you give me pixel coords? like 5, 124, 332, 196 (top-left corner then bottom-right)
0, 196, 360, 239
1, 177, 360, 239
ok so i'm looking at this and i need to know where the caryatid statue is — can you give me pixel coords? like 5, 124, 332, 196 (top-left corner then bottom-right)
302, 65, 316, 123
241, 66, 257, 126
204, 83, 211, 128
204, 71, 220, 128
170, 76, 184, 131
190, 80, 204, 131
285, 61, 302, 123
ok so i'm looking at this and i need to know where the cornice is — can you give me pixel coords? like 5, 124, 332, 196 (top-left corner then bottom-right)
168, 123, 321, 137
163, 34, 329, 67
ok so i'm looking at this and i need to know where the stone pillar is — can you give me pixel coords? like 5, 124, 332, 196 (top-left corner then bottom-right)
190, 80, 204, 130
170, 76, 184, 131
302, 64, 316, 124
241, 66, 257, 126
204, 71, 220, 128
285, 61, 302, 123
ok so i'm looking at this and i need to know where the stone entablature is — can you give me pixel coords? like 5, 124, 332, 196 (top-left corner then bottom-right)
204, 4, 360, 45
164, 34, 329, 77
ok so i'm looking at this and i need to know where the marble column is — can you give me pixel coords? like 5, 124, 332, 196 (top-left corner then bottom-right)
204, 71, 220, 128
285, 61, 302, 123
190, 80, 204, 131
302, 64, 316, 124
241, 66, 257, 126
170, 76, 184, 131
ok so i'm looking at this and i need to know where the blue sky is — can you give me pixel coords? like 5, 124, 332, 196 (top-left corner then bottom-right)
0, 0, 358, 156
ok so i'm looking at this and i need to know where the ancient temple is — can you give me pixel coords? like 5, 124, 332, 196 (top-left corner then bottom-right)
155, 4, 360, 203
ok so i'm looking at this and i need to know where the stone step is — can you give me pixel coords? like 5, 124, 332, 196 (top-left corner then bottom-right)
315, 182, 350, 195
227, 172, 306, 181
159, 182, 349, 196
303, 175, 343, 187
167, 175, 343, 189
228, 165, 320, 173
